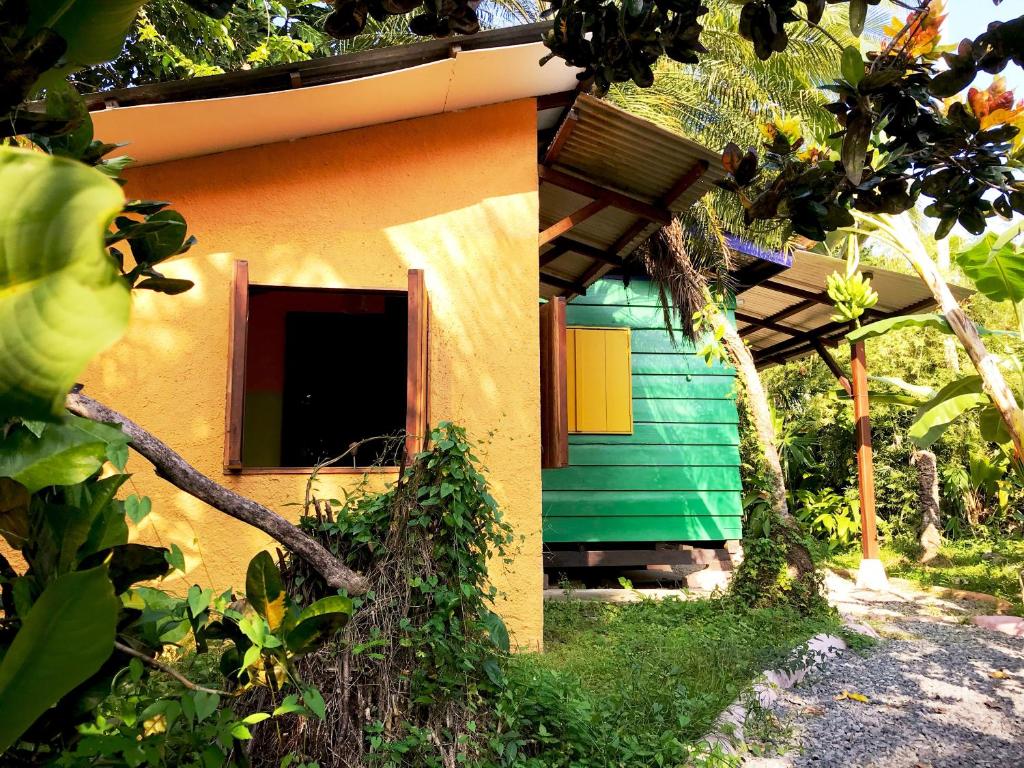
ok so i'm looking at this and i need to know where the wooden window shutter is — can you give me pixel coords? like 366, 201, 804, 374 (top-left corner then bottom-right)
539, 298, 569, 468
405, 269, 429, 462
569, 327, 632, 434
224, 260, 249, 470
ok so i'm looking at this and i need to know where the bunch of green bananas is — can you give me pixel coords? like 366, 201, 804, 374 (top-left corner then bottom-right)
826, 270, 878, 325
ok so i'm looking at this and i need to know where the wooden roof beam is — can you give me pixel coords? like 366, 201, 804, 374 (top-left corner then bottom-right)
738, 298, 817, 338
547, 236, 624, 266
541, 272, 585, 293
734, 311, 807, 338
813, 339, 852, 396
758, 280, 832, 305
540, 243, 570, 268
538, 165, 672, 225
542, 109, 578, 165
538, 198, 611, 246
561, 159, 709, 300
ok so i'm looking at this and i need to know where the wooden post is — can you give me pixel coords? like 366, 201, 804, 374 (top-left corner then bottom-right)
850, 340, 880, 560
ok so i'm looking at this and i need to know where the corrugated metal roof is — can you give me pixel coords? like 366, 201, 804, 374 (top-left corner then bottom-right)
539, 94, 725, 299
736, 249, 972, 367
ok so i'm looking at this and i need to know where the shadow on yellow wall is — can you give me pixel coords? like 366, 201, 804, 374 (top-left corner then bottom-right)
79, 98, 544, 649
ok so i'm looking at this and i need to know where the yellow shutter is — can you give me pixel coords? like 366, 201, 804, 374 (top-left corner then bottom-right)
566, 327, 632, 434
566, 328, 577, 432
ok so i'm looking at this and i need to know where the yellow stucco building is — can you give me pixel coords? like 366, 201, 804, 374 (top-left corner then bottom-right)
79, 24, 726, 648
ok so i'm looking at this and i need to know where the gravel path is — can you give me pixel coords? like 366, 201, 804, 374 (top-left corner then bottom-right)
760, 573, 1024, 768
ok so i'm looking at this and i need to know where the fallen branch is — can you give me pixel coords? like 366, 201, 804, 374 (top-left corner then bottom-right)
114, 641, 237, 696
67, 392, 369, 595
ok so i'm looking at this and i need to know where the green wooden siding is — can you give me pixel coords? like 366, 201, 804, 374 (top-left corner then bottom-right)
542, 277, 743, 543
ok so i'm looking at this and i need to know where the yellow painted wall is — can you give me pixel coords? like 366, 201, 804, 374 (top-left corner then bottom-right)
80, 99, 544, 649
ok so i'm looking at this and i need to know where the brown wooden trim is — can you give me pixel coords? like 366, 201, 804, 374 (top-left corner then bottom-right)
224, 260, 249, 471
540, 243, 570, 268
547, 236, 624, 266
543, 547, 733, 568
851, 341, 880, 559
539, 298, 569, 468
542, 109, 578, 165
663, 159, 710, 204
759, 280, 832, 305
538, 198, 611, 246
405, 268, 429, 462
813, 340, 852, 396
731, 259, 789, 294
86, 21, 554, 110
537, 90, 578, 112
538, 164, 672, 225
237, 466, 400, 475
738, 299, 817, 338
734, 311, 806, 338
540, 272, 579, 292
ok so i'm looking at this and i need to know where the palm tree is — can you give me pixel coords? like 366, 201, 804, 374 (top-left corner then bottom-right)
610, 0, 887, 261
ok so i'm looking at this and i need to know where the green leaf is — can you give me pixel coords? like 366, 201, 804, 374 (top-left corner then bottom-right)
127, 210, 189, 266
0, 416, 128, 493
303, 687, 326, 720
285, 595, 353, 654
955, 234, 1024, 305
124, 494, 152, 525
979, 405, 1013, 446
0, 566, 118, 752
847, 313, 1011, 343
165, 543, 186, 573
849, 0, 867, 36
188, 585, 212, 617
841, 46, 863, 86
909, 377, 990, 448
192, 691, 220, 723
27, 1, 149, 92
481, 610, 510, 653
230, 724, 253, 740
246, 551, 286, 632
0, 148, 129, 421
241, 712, 271, 725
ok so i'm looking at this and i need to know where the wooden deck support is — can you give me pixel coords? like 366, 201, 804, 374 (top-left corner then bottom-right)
850, 340, 880, 560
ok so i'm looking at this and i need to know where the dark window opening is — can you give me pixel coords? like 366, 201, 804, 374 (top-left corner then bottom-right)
241, 287, 407, 468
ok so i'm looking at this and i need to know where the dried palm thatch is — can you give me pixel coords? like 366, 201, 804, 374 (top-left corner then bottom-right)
635, 203, 732, 342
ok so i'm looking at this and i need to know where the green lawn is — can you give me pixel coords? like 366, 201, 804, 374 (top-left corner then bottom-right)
826, 537, 1024, 613
501, 597, 844, 767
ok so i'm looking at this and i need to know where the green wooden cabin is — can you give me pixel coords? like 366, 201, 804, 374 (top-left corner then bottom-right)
542, 276, 743, 546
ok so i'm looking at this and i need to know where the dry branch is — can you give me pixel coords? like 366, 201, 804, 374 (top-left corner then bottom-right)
66, 392, 369, 595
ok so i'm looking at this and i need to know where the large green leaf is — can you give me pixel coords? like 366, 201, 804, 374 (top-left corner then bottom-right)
909, 376, 990, 448
0, 148, 129, 420
27, 1, 148, 92
245, 551, 286, 632
0, 416, 129, 493
0, 566, 118, 753
955, 234, 1024, 305
847, 313, 1011, 343
285, 596, 353, 655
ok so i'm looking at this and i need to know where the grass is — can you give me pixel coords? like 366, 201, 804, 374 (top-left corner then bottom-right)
501, 596, 843, 766
825, 536, 1024, 613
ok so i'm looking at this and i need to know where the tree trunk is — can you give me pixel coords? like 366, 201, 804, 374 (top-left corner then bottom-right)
66, 392, 369, 595
715, 310, 815, 578
911, 449, 942, 563
901, 250, 1024, 460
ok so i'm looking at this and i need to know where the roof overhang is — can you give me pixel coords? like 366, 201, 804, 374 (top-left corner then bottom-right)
537, 94, 725, 299
732, 247, 972, 368
90, 23, 582, 167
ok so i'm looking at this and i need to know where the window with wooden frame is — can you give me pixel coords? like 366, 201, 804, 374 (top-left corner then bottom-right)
224, 262, 429, 473
566, 327, 632, 434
